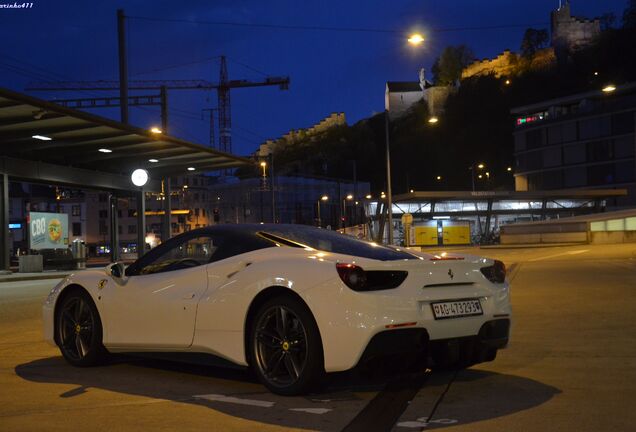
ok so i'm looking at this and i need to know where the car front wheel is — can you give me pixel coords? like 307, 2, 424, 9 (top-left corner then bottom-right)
56, 290, 107, 367
249, 296, 324, 395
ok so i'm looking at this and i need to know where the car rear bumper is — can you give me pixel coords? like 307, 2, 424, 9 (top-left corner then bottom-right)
357, 319, 510, 370
303, 278, 511, 372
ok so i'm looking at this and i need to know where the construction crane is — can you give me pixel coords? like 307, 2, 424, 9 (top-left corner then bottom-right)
27, 56, 290, 156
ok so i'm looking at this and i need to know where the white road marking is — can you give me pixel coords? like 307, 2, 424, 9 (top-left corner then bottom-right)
527, 249, 589, 262
193, 394, 274, 408
397, 418, 459, 428
289, 408, 332, 415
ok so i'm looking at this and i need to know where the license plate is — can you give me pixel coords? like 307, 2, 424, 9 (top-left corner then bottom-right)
431, 299, 483, 320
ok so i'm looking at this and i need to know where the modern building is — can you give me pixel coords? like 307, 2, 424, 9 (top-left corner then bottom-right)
372, 189, 626, 246
512, 82, 636, 207
208, 175, 370, 228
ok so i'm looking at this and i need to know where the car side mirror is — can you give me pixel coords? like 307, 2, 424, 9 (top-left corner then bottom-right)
110, 262, 125, 279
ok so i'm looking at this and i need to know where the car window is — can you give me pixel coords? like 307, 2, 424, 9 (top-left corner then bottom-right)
138, 236, 217, 275
260, 226, 418, 261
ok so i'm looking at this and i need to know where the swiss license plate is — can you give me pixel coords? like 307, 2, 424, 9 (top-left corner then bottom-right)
431, 299, 483, 320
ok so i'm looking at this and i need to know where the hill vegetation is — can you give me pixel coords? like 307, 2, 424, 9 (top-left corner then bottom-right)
243, 3, 636, 194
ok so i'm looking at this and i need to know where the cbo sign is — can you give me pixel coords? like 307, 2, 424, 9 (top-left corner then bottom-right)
29, 212, 69, 250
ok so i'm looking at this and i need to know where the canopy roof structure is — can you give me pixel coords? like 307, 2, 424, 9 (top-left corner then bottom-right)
0, 86, 254, 192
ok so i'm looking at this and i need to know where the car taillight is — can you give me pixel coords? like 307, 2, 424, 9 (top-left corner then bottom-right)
336, 263, 408, 292
480, 260, 506, 283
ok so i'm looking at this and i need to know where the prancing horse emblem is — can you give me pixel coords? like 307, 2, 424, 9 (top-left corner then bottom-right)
447, 269, 454, 280
98, 279, 108, 290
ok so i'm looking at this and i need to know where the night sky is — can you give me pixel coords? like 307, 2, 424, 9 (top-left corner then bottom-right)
0, 0, 628, 156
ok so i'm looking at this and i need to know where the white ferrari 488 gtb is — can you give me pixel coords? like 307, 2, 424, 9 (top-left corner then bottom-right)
43, 224, 511, 395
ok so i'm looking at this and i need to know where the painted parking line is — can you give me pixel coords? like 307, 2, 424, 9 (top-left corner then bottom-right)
193, 393, 274, 407
396, 418, 459, 428
527, 249, 589, 262
289, 407, 333, 414
193, 394, 334, 415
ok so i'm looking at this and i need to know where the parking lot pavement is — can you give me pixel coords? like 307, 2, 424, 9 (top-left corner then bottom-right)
1, 243, 635, 431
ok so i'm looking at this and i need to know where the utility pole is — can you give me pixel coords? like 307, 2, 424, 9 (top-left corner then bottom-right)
117, 9, 128, 124
160, 85, 168, 131
385, 110, 393, 244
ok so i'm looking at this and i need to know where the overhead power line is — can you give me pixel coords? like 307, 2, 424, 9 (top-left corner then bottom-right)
127, 15, 549, 35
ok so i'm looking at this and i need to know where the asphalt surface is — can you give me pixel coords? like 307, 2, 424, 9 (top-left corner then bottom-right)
1, 243, 635, 431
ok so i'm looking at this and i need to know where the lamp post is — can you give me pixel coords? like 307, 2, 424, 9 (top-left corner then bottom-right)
469, 163, 485, 191
259, 161, 267, 223
385, 110, 393, 244
343, 194, 353, 229
317, 195, 328, 228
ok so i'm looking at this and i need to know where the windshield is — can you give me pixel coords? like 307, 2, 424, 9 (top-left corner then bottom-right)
260, 226, 417, 261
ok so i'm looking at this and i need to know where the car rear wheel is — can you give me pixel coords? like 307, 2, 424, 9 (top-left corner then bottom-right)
56, 290, 107, 367
249, 296, 324, 395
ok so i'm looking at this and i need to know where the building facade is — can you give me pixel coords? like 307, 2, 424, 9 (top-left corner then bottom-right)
512, 83, 636, 207
208, 175, 370, 228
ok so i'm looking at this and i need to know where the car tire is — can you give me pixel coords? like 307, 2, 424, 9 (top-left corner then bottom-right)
249, 295, 324, 395
56, 290, 107, 367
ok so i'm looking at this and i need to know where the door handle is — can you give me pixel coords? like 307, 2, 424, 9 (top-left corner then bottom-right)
182, 293, 196, 300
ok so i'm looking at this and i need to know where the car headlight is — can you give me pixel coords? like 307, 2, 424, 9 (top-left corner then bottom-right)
44, 277, 68, 306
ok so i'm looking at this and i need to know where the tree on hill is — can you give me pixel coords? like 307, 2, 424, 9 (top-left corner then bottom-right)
623, 0, 636, 28
520, 28, 549, 58
431, 45, 475, 85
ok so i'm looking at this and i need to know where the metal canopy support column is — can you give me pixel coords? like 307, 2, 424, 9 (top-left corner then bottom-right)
110, 195, 119, 262
484, 199, 494, 236
541, 199, 548, 220
162, 178, 171, 242
137, 189, 146, 258
0, 173, 9, 272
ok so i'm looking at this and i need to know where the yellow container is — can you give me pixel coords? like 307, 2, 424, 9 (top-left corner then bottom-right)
442, 225, 470, 245
413, 226, 438, 246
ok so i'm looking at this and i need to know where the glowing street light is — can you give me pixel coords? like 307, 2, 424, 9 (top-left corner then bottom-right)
436, 175, 442, 181
150, 126, 162, 134
317, 195, 329, 228
131, 169, 149, 187
260, 161, 267, 177
602, 84, 616, 93
507, 167, 513, 172
428, 116, 439, 124
407, 33, 424, 45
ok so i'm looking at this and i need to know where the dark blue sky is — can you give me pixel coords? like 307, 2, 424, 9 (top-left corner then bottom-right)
0, 0, 628, 156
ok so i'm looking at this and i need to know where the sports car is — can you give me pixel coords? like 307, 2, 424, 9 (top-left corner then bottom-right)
43, 224, 511, 395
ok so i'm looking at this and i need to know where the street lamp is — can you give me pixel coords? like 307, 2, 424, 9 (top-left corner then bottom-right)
469, 163, 486, 191
407, 33, 424, 45
602, 84, 616, 93
428, 116, 439, 124
317, 195, 328, 228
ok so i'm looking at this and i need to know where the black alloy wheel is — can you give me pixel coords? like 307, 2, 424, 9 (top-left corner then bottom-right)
57, 290, 106, 366
250, 296, 324, 395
